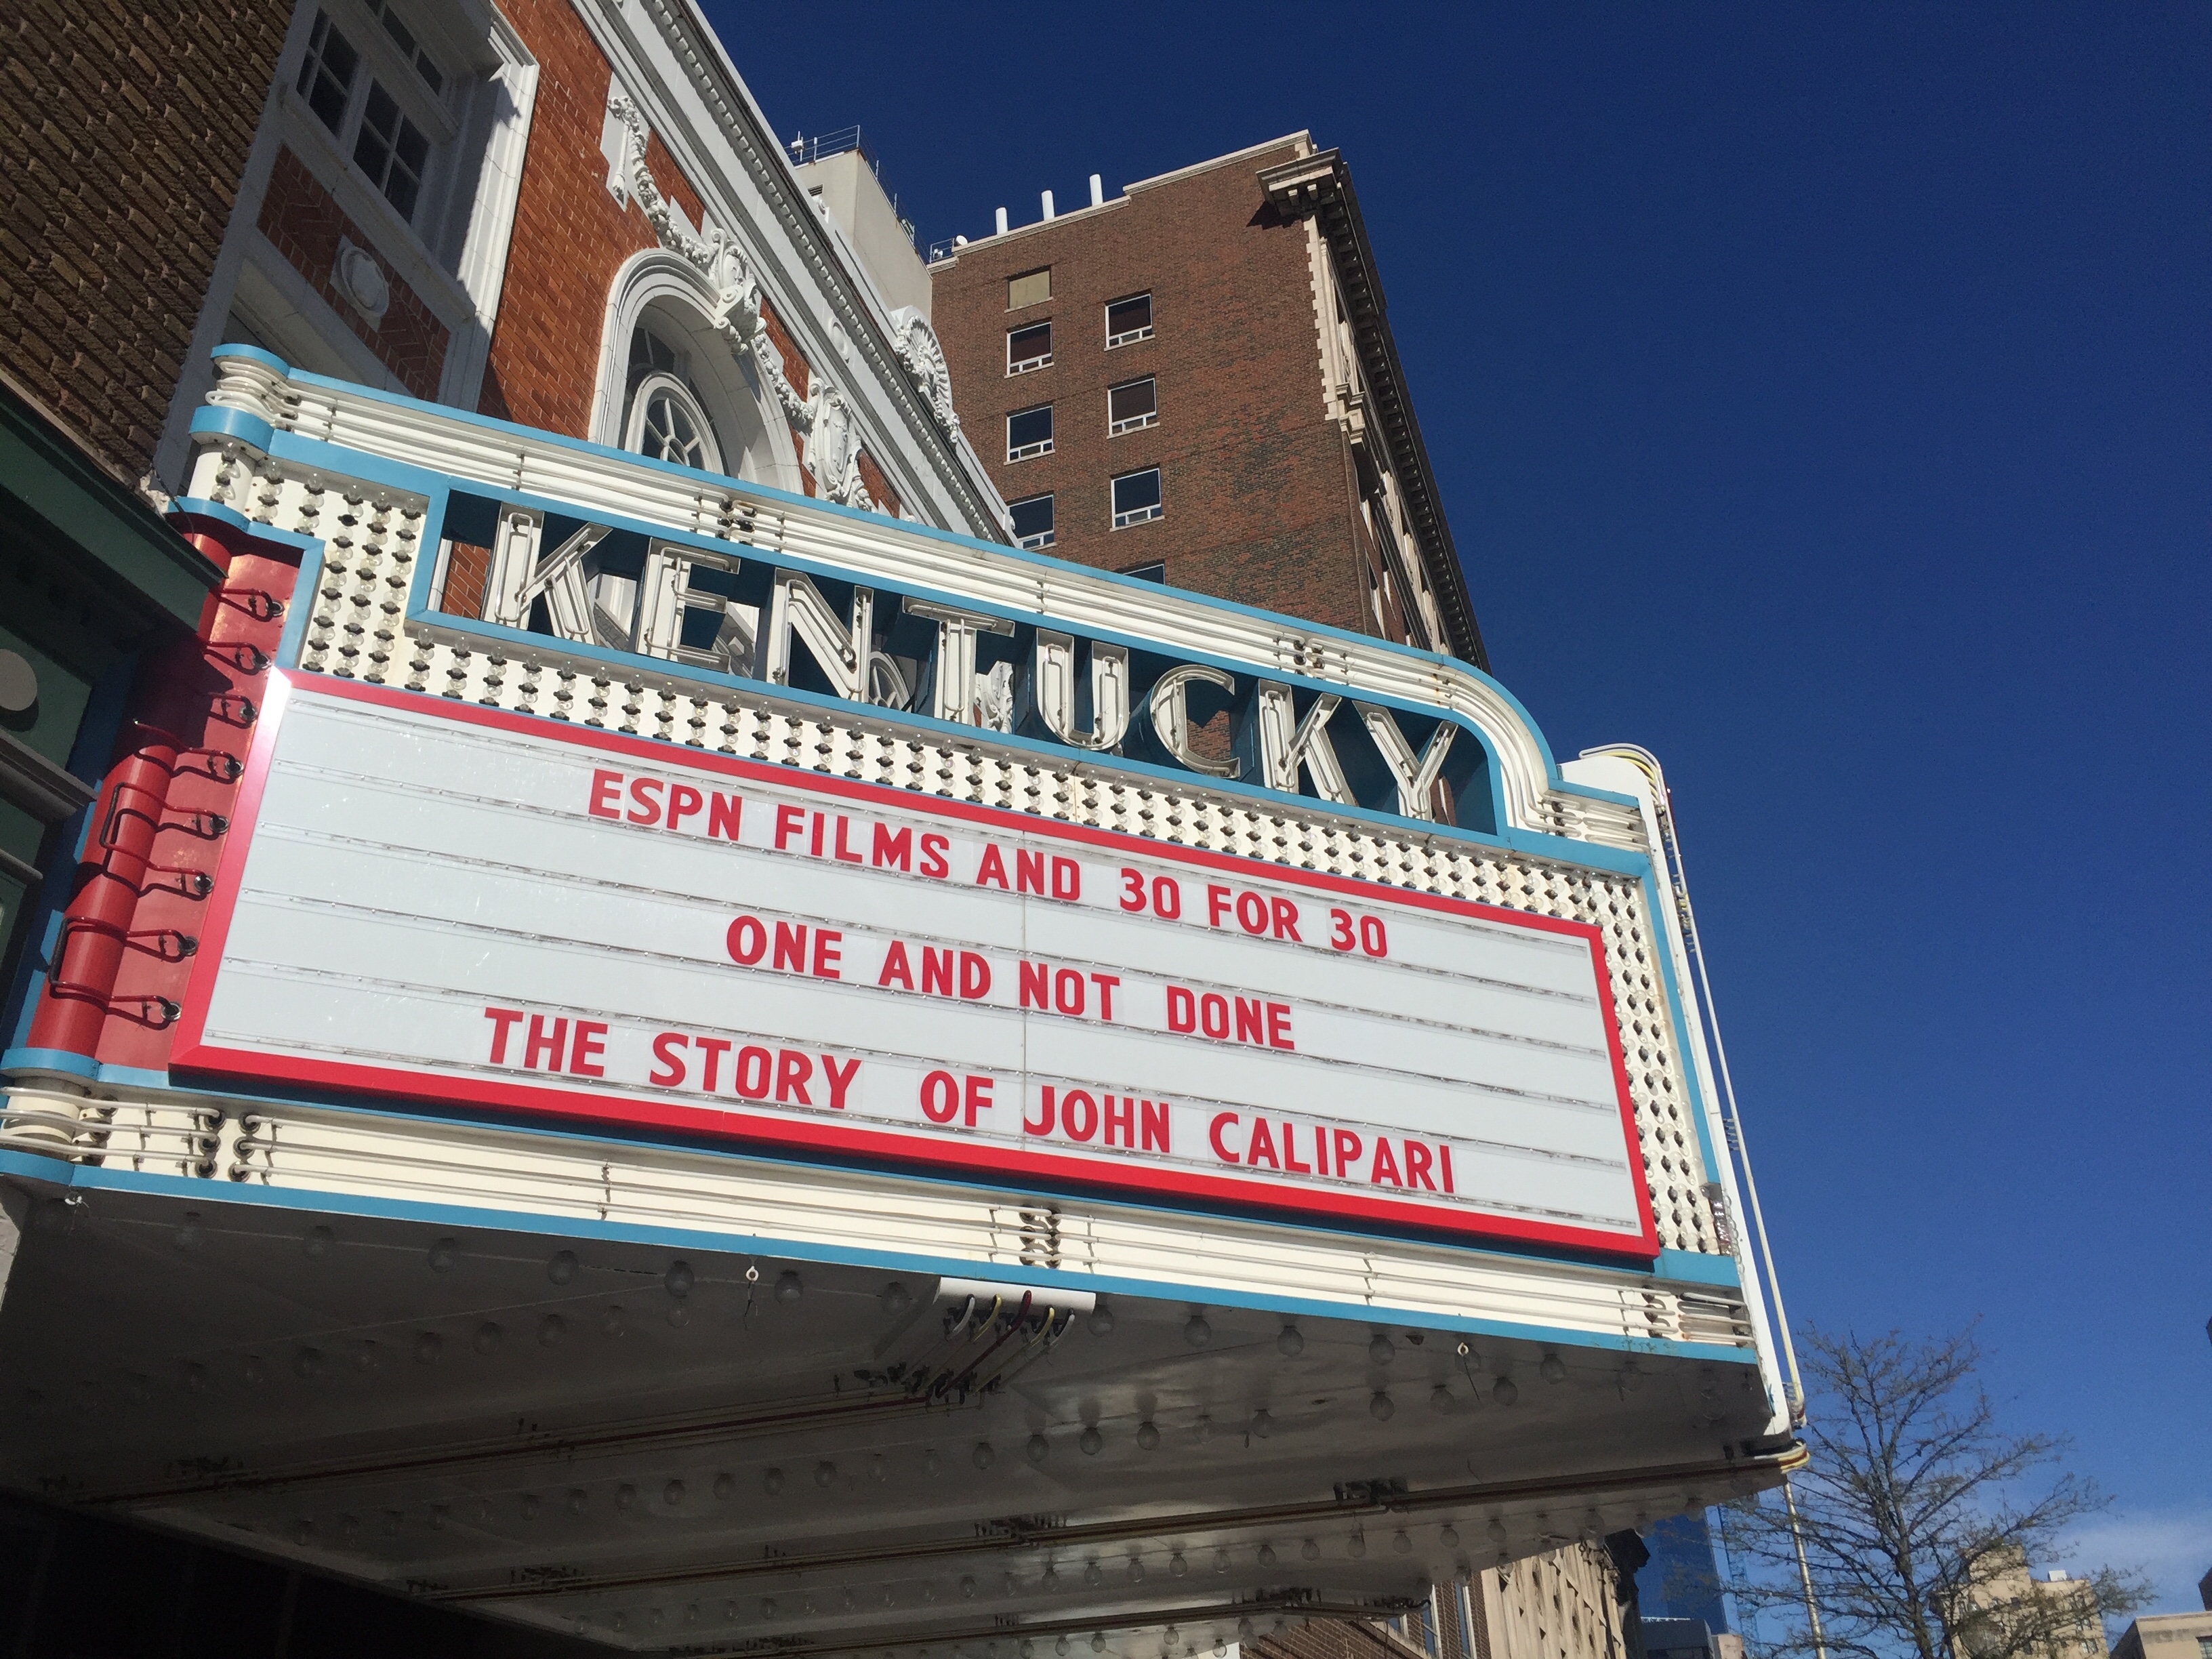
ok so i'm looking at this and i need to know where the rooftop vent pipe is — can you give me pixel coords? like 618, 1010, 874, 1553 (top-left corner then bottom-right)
994, 206, 1008, 235
1089, 173, 1103, 207
1041, 189, 1055, 220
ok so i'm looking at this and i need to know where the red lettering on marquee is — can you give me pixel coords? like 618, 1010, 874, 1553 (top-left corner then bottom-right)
879, 940, 914, 989
833, 815, 863, 863
1370, 1136, 1404, 1187
976, 844, 1009, 889
666, 783, 703, 832
627, 777, 663, 825
775, 1050, 813, 1105
483, 1006, 523, 1063
569, 1021, 608, 1078
649, 1031, 687, 1086
919, 833, 950, 878
1246, 1117, 1279, 1168
588, 770, 622, 819
872, 823, 912, 870
1209, 1111, 1242, 1162
694, 1036, 732, 1092
1404, 1139, 1437, 1191
523, 1015, 567, 1071
774, 803, 806, 851
1015, 848, 1045, 894
1279, 1120, 1310, 1173
708, 791, 741, 840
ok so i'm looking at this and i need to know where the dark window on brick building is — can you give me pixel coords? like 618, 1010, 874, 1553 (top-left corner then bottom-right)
1007, 405, 1054, 462
1106, 293, 1153, 348
1007, 322, 1052, 375
354, 83, 431, 220
1107, 377, 1157, 435
1010, 493, 1055, 550
297, 13, 361, 133
1118, 561, 1166, 583
369, 0, 445, 92
1008, 268, 1050, 309
1111, 468, 1162, 528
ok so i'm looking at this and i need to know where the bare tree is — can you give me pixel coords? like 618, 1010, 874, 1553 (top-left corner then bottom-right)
1718, 1328, 2144, 1659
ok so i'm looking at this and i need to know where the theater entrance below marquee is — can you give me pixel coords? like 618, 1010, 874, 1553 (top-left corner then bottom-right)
0, 1169, 1795, 1656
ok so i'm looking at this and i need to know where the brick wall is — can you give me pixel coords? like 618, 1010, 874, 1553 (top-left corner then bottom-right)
0, 0, 290, 483
258, 145, 449, 399
856, 449, 899, 518
929, 143, 1370, 638
475, 0, 729, 437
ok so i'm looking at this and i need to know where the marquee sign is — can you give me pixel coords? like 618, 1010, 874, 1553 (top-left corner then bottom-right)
173, 674, 1658, 1257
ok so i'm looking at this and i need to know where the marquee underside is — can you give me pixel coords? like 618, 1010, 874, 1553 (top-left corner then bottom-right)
0, 1175, 1790, 1655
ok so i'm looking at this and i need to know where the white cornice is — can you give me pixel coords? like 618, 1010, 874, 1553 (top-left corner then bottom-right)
560, 0, 1006, 539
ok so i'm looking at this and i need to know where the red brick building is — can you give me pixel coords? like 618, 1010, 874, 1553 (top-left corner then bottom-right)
928, 137, 1484, 666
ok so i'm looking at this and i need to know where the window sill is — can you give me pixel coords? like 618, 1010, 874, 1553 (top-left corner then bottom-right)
1007, 355, 1052, 375
1111, 506, 1162, 529
1016, 531, 1055, 550
1007, 441, 1054, 463
1107, 327, 1155, 349
1108, 413, 1158, 436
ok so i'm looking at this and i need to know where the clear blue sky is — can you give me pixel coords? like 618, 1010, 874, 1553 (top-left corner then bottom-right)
712, 1, 2211, 1610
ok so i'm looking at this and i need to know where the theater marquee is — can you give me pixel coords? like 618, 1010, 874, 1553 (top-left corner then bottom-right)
174, 675, 1658, 1257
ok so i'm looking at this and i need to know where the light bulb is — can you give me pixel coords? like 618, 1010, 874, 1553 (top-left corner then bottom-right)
616, 1484, 637, 1511
1089, 1305, 1115, 1336
1238, 1620, 1255, 1640
1259, 1543, 1277, 1566
961, 1576, 978, 1599
539, 1314, 566, 1347
667, 1303, 690, 1329
1092, 1636, 1106, 1653
714, 1473, 735, 1500
1431, 1385, 1455, 1413
1184, 1313, 1212, 1347
775, 1270, 803, 1303
763, 1468, 785, 1494
665, 1480, 686, 1506
1393, 1530, 1411, 1553
816, 1460, 838, 1487
1170, 1553, 1188, 1578
973, 1442, 995, 1469
883, 1281, 912, 1315
1277, 1324, 1304, 1356
1349, 1532, 1367, 1558
1492, 1376, 1518, 1407
1128, 1557, 1145, 1582
473, 1322, 501, 1355
1027, 1434, 1050, 1464
1440, 1525, 1460, 1548
413, 1332, 442, 1364
427, 1237, 457, 1273
547, 1250, 578, 1285
1540, 1353, 1566, 1384
174, 1212, 203, 1251
567, 1488, 588, 1513
1488, 1519, 1508, 1543
1368, 1334, 1395, 1365
762, 1598, 779, 1619
1079, 1426, 1103, 1455
1251, 1408, 1274, 1437
1370, 1390, 1395, 1420
1059, 1640, 1071, 1656
1302, 1538, 1319, 1560
1136, 1421, 1160, 1450
303, 1225, 334, 1259
1085, 1562, 1103, 1586
1214, 1549, 1229, 1574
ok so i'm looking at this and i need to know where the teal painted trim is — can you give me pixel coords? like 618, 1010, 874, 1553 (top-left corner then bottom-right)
187, 403, 277, 455
0, 1148, 1759, 1365
170, 497, 251, 533
1654, 1248, 1742, 1288
0, 1046, 98, 1079
0, 382, 221, 629
205, 346, 1643, 818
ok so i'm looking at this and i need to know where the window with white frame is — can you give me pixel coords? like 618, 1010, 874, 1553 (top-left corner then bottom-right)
1106, 291, 1153, 348
1006, 403, 1054, 462
1006, 321, 1052, 375
624, 326, 722, 473
1008, 493, 1055, 550
1111, 467, 1161, 527
293, 7, 447, 226
1107, 376, 1156, 434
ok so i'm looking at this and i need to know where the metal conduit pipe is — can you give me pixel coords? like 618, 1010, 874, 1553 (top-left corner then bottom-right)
437, 1442, 1808, 1603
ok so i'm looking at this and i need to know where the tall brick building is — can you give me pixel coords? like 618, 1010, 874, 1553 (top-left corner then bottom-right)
928, 137, 1484, 666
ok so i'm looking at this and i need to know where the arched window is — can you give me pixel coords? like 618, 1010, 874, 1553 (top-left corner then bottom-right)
623, 327, 722, 472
